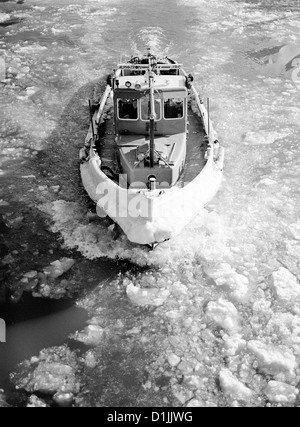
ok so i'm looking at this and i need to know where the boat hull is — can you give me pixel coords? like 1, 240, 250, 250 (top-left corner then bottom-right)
80, 57, 225, 246
80, 149, 224, 245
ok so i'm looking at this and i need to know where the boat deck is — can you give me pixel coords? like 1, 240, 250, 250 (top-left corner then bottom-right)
96, 95, 208, 186
96, 96, 118, 176
177, 99, 207, 187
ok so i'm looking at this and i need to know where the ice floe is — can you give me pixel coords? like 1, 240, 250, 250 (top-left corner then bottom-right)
72, 325, 104, 346
270, 267, 300, 310
205, 263, 250, 303
206, 299, 239, 333
219, 368, 254, 402
167, 353, 181, 368
43, 258, 76, 279
126, 283, 170, 307
11, 347, 80, 396
222, 334, 246, 357
27, 395, 49, 408
264, 381, 298, 404
243, 130, 289, 145
247, 341, 297, 377
0, 14, 11, 24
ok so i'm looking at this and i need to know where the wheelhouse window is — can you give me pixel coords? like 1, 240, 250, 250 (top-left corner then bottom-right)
140, 95, 161, 121
164, 98, 184, 119
118, 99, 138, 120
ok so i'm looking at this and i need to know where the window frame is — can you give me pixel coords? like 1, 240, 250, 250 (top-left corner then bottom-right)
117, 98, 139, 121
140, 96, 162, 122
163, 98, 185, 121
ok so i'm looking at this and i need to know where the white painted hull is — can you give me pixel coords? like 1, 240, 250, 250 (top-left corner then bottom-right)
80, 148, 224, 245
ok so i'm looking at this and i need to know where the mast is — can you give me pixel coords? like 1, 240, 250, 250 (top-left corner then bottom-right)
89, 99, 96, 141
148, 50, 156, 169
207, 97, 210, 142
149, 70, 156, 168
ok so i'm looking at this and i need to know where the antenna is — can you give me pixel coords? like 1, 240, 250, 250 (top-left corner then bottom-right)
207, 98, 210, 142
89, 100, 96, 141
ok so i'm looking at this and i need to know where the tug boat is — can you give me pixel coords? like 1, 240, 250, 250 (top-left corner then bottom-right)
80, 49, 224, 247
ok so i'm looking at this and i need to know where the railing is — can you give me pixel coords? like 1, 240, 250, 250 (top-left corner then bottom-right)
117, 63, 183, 71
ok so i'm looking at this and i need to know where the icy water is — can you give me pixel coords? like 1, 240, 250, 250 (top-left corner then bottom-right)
0, 295, 89, 394
0, 0, 300, 407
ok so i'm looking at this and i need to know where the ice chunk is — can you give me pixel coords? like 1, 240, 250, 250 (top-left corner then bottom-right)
51, 185, 61, 194
83, 351, 97, 369
39, 284, 51, 298
206, 263, 249, 302
290, 223, 300, 240
167, 353, 181, 367
206, 298, 239, 332
0, 14, 10, 24
27, 395, 49, 408
23, 271, 38, 279
73, 325, 104, 346
264, 381, 298, 404
243, 131, 289, 145
183, 375, 203, 390
222, 333, 246, 356
166, 310, 182, 320
248, 341, 297, 376
43, 258, 75, 279
258, 178, 277, 186
126, 283, 169, 307
53, 392, 74, 407
286, 242, 300, 260
270, 267, 300, 307
26, 87, 38, 97
17, 363, 78, 395
219, 369, 254, 402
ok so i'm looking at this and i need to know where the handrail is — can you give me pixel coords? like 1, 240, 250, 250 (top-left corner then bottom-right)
190, 83, 211, 142
96, 85, 111, 124
88, 100, 96, 141
117, 63, 183, 70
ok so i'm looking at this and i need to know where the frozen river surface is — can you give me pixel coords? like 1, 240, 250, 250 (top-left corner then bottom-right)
0, 0, 300, 407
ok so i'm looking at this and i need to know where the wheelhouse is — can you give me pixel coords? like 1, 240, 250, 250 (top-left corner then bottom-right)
113, 63, 188, 137
107, 58, 191, 188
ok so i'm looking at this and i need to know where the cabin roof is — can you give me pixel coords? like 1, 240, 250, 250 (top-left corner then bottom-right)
116, 75, 187, 91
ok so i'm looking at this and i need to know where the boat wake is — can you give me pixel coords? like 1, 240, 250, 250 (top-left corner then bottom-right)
129, 27, 173, 56
39, 200, 229, 268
